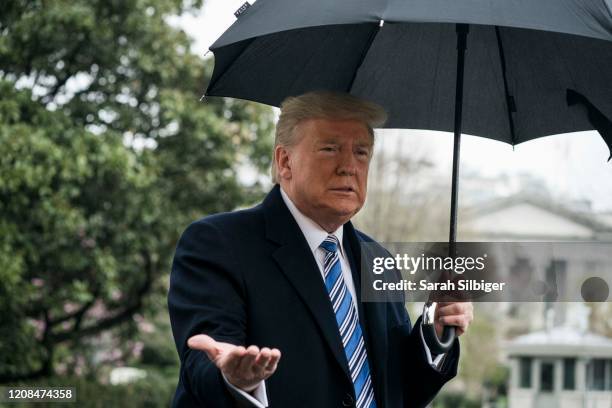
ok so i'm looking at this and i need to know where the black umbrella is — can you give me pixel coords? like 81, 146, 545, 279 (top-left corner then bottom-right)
204, 0, 612, 352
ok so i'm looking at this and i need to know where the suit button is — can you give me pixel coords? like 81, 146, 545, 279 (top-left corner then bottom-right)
342, 393, 355, 406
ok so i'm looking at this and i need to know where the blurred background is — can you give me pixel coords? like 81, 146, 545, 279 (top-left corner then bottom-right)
1, 1, 611, 407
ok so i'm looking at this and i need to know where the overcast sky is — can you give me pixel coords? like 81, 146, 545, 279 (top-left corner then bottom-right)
171, 0, 612, 212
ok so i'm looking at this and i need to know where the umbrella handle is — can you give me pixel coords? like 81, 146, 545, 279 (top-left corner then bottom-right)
422, 301, 456, 354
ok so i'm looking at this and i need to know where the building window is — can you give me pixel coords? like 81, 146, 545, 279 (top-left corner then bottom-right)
540, 362, 555, 392
563, 358, 576, 390
588, 359, 606, 391
520, 357, 532, 388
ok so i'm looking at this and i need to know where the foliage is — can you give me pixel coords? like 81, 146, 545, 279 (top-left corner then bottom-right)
0, 0, 274, 382
432, 392, 481, 408
454, 304, 506, 398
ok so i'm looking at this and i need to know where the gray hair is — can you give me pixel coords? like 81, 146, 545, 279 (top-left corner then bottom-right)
271, 91, 388, 183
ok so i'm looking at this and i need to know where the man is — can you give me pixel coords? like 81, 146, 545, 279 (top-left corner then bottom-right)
168, 91, 473, 407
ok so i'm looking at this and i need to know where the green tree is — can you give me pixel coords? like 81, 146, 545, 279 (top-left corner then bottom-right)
0, 0, 274, 382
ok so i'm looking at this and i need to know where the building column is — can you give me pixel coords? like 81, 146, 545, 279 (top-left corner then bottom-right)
577, 357, 587, 392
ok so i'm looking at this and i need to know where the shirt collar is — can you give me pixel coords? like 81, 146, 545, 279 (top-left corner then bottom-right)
279, 186, 344, 254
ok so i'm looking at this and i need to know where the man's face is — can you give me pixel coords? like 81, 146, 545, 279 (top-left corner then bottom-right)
277, 118, 373, 231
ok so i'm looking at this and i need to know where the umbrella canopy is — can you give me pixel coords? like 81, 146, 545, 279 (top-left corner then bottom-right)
206, 0, 612, 151
205, 0, 612, 352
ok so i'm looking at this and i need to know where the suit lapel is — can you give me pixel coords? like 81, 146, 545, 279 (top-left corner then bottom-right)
263, 186, 352, 380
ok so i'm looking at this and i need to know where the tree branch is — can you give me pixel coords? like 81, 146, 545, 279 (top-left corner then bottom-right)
47, 294, 97, 328
49, 251, 155, 343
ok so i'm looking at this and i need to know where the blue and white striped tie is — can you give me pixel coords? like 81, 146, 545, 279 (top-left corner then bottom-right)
320, 235, 376, 408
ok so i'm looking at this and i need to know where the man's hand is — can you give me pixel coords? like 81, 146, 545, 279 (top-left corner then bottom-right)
187, 334, 281, 392
434, 302, 473, 337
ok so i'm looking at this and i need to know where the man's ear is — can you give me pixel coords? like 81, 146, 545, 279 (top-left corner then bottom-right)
274, 145, 292, 180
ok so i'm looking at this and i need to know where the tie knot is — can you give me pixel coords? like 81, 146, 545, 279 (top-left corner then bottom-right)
320, 235, 339, 253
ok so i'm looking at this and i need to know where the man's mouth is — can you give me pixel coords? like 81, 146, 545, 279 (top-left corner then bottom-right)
330, 186, 355, 193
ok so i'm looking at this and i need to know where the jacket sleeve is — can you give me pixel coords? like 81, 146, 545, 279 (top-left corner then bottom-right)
386, 294, 459, 408
402, 314, 459, 407
380, 262, 459, 407
168, 219, 260, 407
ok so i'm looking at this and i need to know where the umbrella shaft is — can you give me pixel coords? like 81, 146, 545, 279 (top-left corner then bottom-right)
449, 24, 469, 256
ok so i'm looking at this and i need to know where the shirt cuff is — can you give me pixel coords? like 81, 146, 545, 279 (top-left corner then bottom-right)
221, 372, 269, 407
419, 317, 446, 371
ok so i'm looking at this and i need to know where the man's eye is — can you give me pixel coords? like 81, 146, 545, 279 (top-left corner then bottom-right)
357, 149, 370, 156
321, 147, 336, 152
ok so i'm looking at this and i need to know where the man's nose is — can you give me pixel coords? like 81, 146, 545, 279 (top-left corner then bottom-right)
336, 149, 358, 176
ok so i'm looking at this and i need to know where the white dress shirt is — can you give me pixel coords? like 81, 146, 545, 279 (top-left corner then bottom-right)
223, 187, 445, 407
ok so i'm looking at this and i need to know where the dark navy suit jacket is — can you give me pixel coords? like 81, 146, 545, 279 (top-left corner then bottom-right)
168, 185, 459, 407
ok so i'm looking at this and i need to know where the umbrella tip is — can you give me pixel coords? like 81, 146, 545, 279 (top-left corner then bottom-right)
379, 19, 385, 27
199, 94, 207, 103
234, 2, 251, 19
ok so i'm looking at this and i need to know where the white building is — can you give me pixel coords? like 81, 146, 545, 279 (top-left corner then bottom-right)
462, 195, 612, 408
506, 321, 612, 408
462, 195, 612, 330
462, 195, 612, 242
